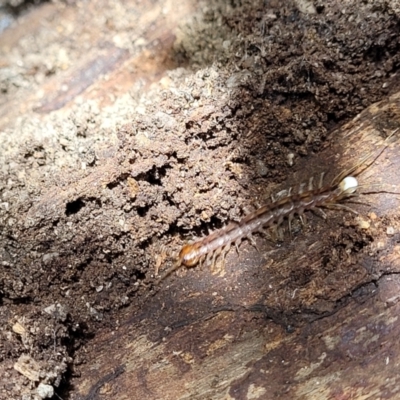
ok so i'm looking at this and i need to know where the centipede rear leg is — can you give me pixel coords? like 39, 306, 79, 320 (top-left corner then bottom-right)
311, 207, 328, 220
324, 203, 359, 215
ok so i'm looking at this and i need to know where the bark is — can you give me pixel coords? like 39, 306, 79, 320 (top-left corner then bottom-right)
1, 1, 400, 399
70, 94, 400, 400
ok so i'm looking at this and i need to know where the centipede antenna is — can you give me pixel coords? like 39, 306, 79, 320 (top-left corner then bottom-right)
332, 129, 397, 186
157, 260, 182, 283
355, 183, 400, 193
332, 152, 376, 186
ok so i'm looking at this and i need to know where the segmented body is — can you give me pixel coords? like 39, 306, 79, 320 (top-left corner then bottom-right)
156, 131, 396, 282
158, 173, 359, 281
179, 176, 352, 267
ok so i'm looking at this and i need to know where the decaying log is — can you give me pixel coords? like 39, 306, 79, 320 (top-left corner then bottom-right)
68, 94, 400, 400
1, 1, 400, 400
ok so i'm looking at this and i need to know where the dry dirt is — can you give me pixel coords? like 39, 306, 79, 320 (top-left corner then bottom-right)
1, 0, 400, 399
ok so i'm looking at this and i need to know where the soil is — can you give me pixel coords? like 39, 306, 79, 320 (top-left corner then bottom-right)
1, 0, 400, 399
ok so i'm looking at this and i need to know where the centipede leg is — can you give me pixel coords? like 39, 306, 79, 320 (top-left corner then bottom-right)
346, 199, 372, 207
222, 243, 231, 260
205, 251, 213, 266
319, 172, 325, 189
247, 234, 259, 251
308, 176, 314, 191
234, 239, 241, 254
298, 182, 306, 194
199, 255, 206, 269
270, 224, 279, 242
288, 214, 294, 238
299, 212, 307, 226
324, 204, 359, 215
312, 207, 327, 220
212, 246, 223, 270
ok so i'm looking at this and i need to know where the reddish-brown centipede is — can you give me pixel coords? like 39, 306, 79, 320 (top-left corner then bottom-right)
158, 134, 396, 282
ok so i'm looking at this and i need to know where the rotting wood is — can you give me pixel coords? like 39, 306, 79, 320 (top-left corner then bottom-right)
1, 1, 400, 399
71, 94, 400, 400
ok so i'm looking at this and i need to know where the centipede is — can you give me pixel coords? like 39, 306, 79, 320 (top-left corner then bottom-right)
157, 132, 396, 282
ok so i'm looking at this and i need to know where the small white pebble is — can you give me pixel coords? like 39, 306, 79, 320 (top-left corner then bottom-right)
37, 383, 54, 399
287, 153, 295, 167
386, 226, 395, 236
340, 176, 358, 193
356, 217, 370, 230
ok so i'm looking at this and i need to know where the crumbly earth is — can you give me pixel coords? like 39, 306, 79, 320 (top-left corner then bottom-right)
0, 0, 400, 398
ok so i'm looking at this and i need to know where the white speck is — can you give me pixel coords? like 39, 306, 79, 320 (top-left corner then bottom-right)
386, 356, 390, 365
386, 226, 395, 236
37, 383, 54, 399
287, 153, 295, 167
341, 176, 358, 193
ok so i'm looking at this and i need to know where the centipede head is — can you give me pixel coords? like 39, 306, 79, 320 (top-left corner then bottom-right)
179, 243, 201, 267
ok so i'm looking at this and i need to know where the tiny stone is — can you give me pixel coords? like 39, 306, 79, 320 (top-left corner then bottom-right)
356, 217, 370, 230
12, 322, 26, 335
37, 383, 54, 399
287, 153, 295, 167
256, 160, 268, 176
386, 226, 395, 236
368, 212, 377, 221
43, 303, 67, 322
